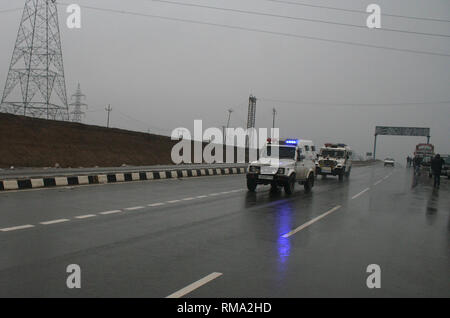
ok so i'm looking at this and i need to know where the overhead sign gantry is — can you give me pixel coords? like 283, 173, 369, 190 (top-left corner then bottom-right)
373, 126, 430, 159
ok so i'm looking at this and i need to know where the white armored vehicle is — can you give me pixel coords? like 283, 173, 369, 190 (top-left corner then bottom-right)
246, 138, 316, 194
316, 143, 352, 181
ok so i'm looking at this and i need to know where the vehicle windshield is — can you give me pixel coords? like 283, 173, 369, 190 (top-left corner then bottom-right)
260, 145, 296, 159
444, 157, 450, 164
320, 149, 344, 158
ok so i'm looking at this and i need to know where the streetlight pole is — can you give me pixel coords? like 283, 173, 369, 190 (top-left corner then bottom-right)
105, 104, 112, 128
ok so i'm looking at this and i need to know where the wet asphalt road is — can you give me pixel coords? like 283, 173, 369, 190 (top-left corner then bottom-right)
0, 164, 448, 297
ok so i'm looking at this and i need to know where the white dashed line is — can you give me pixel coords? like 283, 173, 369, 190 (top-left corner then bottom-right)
1, 188, 242, 233
40, 219, 70, 225
0, 224, 35, 232
125, 206, 145, 211
148, 202, 165, 207
351, 188, 370, 200
282, 205, 341, 238
99, 210, 122, 215
374, 179, 384, 185
75, 214, 96, 219
166, 272, 223, 298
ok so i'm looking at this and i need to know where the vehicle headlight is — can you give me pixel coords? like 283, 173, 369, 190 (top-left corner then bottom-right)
277, 168, 285, 174
249, 166, 260, 173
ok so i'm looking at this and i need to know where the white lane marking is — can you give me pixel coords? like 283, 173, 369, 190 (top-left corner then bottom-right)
1, 187, 243, 232
282, 205, 341, 238
166, 272, 223, 298
125, 206, 145, 211
374, 179, 384, 185
75, 214, 96, 219
99, 210, 122, 215
351, 188, 370, 200
1, 224, 35, 232
40, 219, 70, 225
148, 202, 165, 207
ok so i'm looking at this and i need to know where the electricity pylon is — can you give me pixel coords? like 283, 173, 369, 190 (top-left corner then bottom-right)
246, 95, 257, 148
69, 83, 87, 123
0, 0, 69, 120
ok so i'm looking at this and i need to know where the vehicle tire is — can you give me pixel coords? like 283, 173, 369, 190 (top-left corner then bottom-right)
338, 172, 344, 181
247, 179, 257, 192
345, 167, 351, 177
284, 175, 295, 195
304, 174, 313, 193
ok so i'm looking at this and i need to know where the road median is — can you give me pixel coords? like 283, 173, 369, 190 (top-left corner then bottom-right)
0, 164, 247, 192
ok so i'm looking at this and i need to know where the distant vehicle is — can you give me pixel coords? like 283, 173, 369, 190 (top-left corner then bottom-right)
246, 138, 316, 194
415, 143, 434, 157
384, 158, 395, 167
316, 143, 352, 181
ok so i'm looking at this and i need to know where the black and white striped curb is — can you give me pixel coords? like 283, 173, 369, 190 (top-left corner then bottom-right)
0, 166, 247, 191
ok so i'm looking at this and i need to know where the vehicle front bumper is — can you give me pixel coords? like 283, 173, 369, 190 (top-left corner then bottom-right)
316, 166, 344, 175
246, 173, 290, 186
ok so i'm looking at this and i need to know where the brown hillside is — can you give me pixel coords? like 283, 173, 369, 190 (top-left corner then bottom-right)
0, 113, 179, 168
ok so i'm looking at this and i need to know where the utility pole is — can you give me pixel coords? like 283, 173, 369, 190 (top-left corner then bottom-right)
225, 108, 233, 145
272, 107, 277, 129
226, 108, 233, 129
105, 104, 112, 128
1, 0, 69, 120
222, 125, 226, 144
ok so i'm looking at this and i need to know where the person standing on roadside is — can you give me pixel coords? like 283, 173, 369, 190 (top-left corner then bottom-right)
431, 154, 445, 188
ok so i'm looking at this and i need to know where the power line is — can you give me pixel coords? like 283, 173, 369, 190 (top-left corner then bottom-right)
55, 3, 450, 58
265, 0, 450, 23
0, 8, 22, 14
114, 109, 173, 135
152, 0, 450, 39
259, 98, 450, 107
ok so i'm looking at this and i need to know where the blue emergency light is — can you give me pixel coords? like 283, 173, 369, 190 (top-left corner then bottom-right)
284, 139, 298, 145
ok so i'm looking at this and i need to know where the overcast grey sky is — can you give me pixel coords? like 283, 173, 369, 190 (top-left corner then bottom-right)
0, 0, 449, 162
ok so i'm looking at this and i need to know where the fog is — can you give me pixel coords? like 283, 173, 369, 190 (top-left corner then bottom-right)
0, 0, 449, 163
